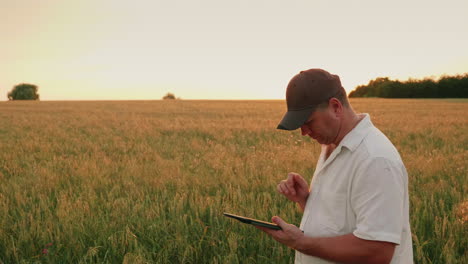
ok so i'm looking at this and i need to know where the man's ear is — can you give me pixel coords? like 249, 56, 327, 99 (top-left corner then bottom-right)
329, 98, 343, 117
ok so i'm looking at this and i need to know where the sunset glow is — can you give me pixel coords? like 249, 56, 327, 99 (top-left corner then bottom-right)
2, 0, 467, 100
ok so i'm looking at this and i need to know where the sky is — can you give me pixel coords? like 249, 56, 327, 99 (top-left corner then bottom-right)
1, 0, 467, 100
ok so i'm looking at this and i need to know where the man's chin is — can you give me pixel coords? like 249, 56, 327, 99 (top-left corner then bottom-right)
315, 137, 331, 145
313, 137, 323, 143
308, 135, 328, 144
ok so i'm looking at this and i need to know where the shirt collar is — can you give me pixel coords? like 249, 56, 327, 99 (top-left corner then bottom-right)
339, 113, 373, 152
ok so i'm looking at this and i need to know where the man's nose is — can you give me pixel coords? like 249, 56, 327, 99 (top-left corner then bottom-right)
300, 125, 310, 136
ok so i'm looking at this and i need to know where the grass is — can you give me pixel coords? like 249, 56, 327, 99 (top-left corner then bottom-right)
0, 99, 466, 263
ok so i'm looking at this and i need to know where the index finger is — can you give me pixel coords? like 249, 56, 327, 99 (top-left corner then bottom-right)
287, 172, 297, 185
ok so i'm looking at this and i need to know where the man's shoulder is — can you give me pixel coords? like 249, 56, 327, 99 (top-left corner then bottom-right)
357, 126, 402, 164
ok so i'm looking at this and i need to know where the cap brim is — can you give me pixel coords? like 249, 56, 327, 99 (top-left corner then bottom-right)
277, 108, 314, 130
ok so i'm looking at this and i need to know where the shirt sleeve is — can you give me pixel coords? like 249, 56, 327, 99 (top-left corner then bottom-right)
351, 157, 405, 244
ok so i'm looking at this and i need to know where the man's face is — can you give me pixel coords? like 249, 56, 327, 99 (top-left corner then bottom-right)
300, 105, 340, 145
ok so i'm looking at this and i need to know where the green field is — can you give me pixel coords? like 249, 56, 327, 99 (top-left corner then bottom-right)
0, 99, 466, 263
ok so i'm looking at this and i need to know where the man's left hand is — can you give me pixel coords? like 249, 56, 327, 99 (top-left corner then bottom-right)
255, 216, 304, 250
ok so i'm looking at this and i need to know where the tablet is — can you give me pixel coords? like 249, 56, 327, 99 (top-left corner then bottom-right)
223, 212, 282, 230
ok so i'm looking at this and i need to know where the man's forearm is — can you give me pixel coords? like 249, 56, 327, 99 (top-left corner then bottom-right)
294, 233, 395, 264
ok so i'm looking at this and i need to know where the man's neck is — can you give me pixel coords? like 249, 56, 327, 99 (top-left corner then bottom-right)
324, 144, 336, 160
323, 112, 362, 160
332, 110, 363, 146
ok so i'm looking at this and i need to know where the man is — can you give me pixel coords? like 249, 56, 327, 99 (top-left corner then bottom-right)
256, 69, 413, 264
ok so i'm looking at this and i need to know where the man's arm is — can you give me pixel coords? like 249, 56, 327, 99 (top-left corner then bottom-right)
296, 232, 396, 264
256, 216, 396, 264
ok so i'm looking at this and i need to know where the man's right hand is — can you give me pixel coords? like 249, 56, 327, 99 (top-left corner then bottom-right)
277, 173, 310, 210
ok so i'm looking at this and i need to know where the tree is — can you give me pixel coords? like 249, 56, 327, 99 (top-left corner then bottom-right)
162, 92, 176, 100
7, 83, 40, 100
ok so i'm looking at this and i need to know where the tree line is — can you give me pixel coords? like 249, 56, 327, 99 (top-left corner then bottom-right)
349, 74, 468, 98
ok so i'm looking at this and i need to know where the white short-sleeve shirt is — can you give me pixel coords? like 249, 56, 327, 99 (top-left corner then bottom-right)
295, 114, 413, 264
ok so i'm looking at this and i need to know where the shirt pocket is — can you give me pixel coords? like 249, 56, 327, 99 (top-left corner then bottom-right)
317, 192, 347, 234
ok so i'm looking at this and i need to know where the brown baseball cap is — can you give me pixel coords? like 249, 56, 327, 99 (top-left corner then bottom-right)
277, 68, 343, 130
